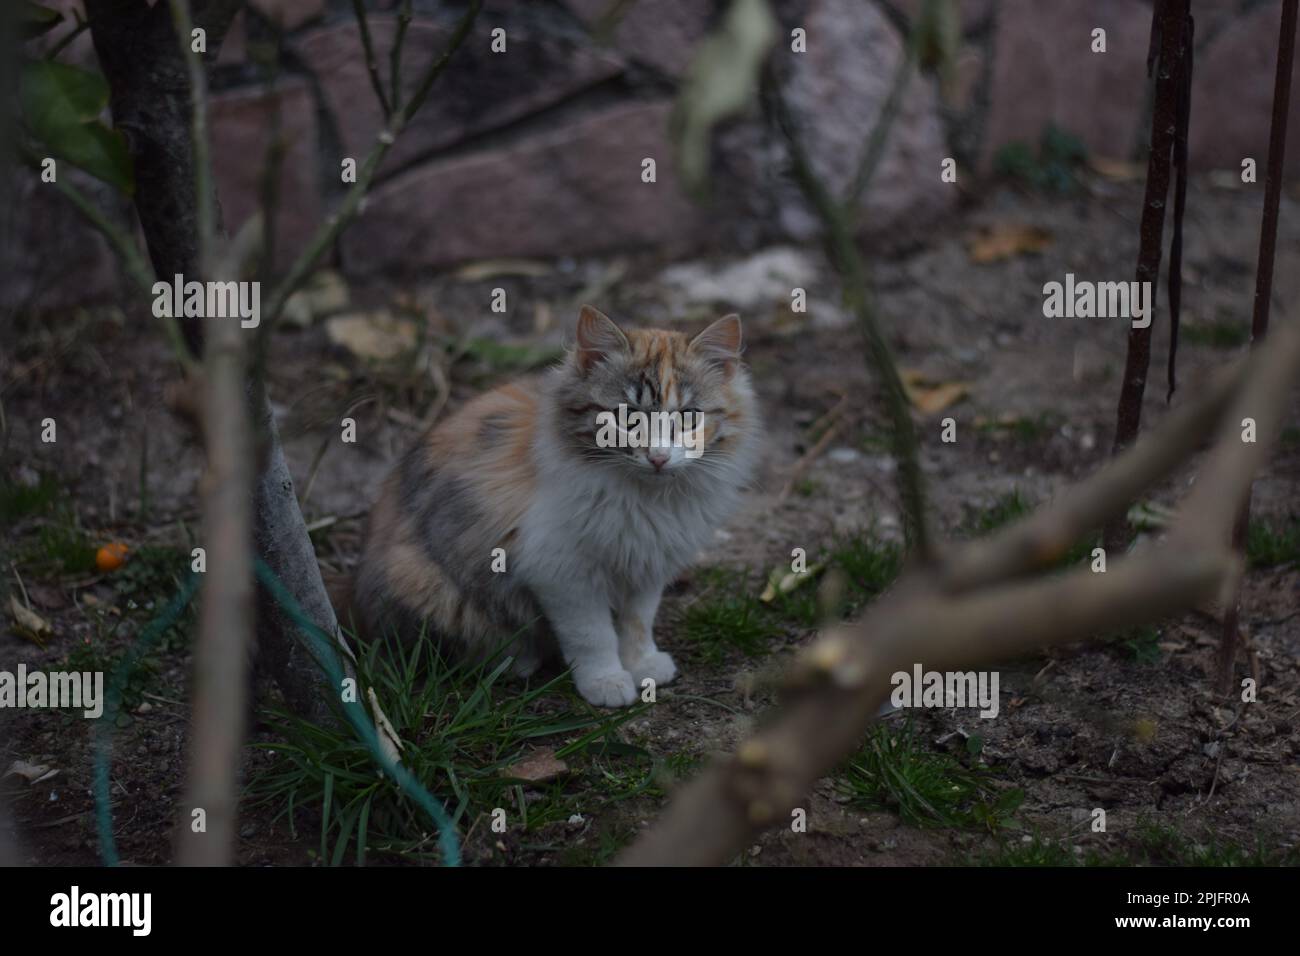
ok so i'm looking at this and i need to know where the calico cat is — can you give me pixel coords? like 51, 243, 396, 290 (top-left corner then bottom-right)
354, 305, 760, 707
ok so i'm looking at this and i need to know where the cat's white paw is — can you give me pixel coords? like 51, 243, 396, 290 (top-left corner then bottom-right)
575, 668, 638, 708
628, 650, 678, 687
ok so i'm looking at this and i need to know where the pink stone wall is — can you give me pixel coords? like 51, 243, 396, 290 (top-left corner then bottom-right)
10, 0, 1300, 309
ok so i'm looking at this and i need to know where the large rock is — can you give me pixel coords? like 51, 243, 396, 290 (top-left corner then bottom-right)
340, 101, 709, 275
983, 0, 1149, 166
764, 0, 955, 237
294, 15, 625, 175
209, 78, 321, 260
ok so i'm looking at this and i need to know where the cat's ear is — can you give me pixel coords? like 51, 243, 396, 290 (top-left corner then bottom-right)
576, 305, 630, 373
689, 314, 742, 376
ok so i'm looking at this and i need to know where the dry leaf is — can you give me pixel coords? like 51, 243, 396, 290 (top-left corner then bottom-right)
759, 562, 824, 603
504, 747, 569, 783
1088, 155, 1144, 181
326, 311, 417, 362
9, 595, 52, 645
900, 369, 969, 415
5, 760, 58, 784
967, 223, 1053, 264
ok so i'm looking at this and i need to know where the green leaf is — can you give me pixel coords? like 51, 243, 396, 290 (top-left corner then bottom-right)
20, 59, 134, 194
671, 0, 778, 197
20, 1, 63, 39
22, 59, 108, 126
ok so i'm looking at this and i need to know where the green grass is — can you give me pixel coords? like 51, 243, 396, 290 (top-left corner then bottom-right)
0, 472, 62, 524
2, 472, 98, 576
1115, 625, 1162, 664
1180, 319, 1250, 349
976, 413, 1063, 444
993, 123, 1087, 194
681, 532, 903, 662
971, 822, 1300, 867
1133, 821, 1300, 866
837, 721, 1023, 831
680, 568, 782, 664
1246, 516, 1300, 568
793, 478, 820, 498
961, 490, 1096, 568
971, 834, 1125, 867
249, 630, 649, 865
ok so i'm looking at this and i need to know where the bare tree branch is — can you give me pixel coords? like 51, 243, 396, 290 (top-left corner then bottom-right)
618, 314, 1300, 867
1215, 0, 1298, 694
763, 71, 933, 562
260, 0, 483, 328
175, 224, 259, 867
937, 359, 1246, 594
167, 0, 254, 867
351, 0, 393, 119
1105, 0, 1193, 552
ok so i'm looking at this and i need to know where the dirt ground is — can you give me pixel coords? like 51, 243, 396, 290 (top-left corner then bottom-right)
3, 170, 1298, 866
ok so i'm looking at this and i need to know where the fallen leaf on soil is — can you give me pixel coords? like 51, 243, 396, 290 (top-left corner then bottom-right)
9, 596, 52, 645
1088, 155, 1145, 181
760, 562, 825, 603
4, 760, 58, 784
326, 311, 417, 362
899, 369, 969, 415
967, 223, 1053, 264
283, 270, 350, 329
504, 748, 569, 783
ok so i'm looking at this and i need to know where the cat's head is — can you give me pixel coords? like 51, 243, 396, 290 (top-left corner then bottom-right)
553, 305, 758, 481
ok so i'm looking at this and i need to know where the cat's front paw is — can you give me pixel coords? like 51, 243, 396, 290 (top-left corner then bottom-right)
574, 667, 638, 708
627, 650, 678, 688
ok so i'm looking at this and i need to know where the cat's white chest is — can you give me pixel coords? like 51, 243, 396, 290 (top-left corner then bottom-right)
521, 474, 715, 590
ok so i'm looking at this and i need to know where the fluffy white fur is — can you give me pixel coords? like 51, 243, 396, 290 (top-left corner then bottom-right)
510, 364, 761, 706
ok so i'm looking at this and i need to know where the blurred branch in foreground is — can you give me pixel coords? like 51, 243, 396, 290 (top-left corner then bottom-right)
619, 316, 1300, 866
622, 0, 1296, 866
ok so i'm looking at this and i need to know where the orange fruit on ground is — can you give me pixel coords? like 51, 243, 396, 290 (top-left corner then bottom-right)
95, 542, 129, 572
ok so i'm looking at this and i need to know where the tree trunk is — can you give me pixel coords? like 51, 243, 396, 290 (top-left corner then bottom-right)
86, 0, 339, 720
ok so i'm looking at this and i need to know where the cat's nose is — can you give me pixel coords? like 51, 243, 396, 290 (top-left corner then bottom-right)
648, 450, 669, 471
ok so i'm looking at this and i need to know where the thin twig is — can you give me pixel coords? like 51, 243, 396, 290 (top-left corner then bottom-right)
45, 13, 89, 61
764, 72, 933, 562
1217, 0, 1299, 695
390, 0, 414, 115
1105, 0, 1192, 552
351, 0, 393, 119
844, 32, 916, 218
16, 143, 196, 373
261, 0, 482, 328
